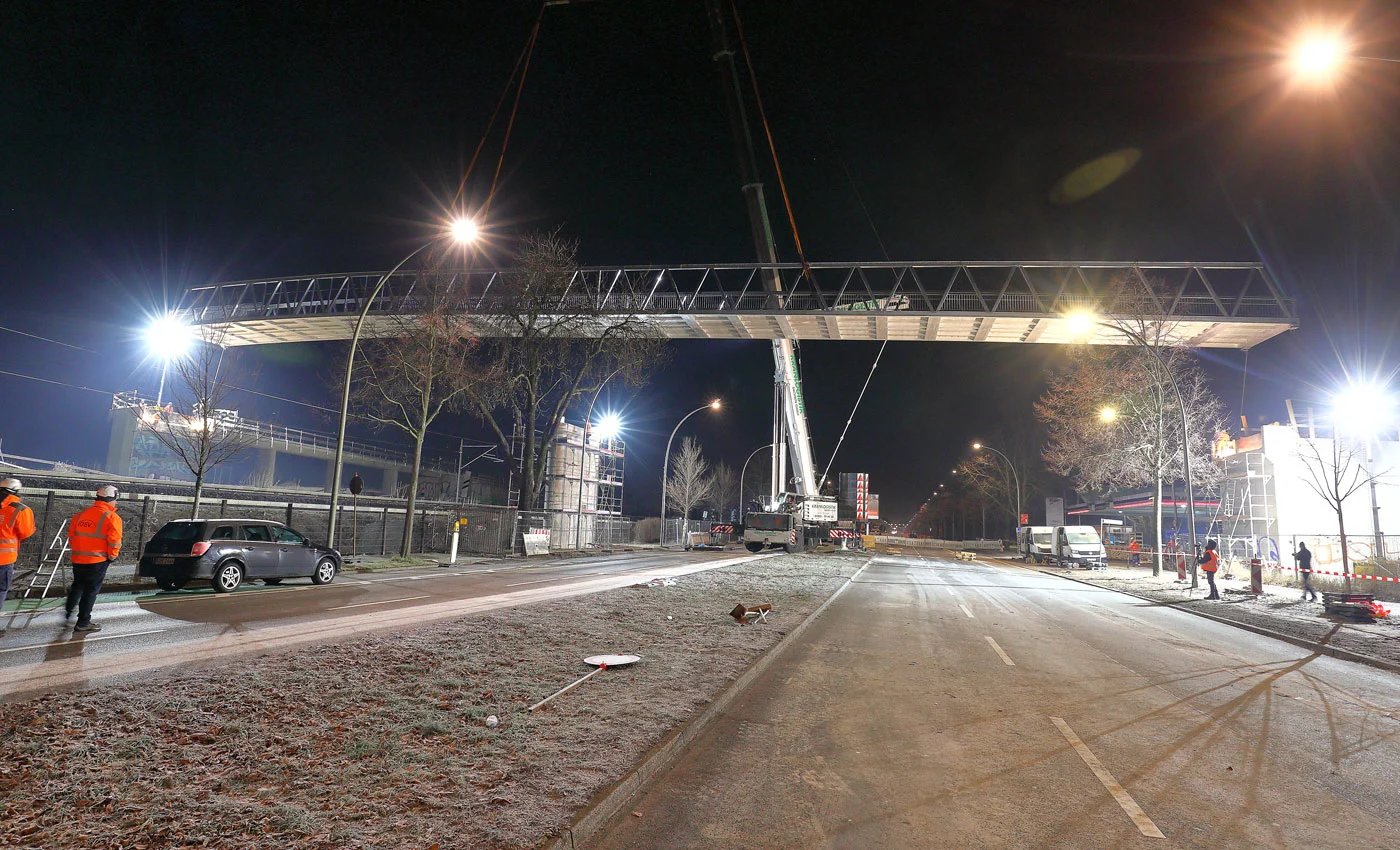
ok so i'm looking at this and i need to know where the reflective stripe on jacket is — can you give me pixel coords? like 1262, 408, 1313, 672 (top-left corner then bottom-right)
0, 493, 37, 566
69, 501, 122, 565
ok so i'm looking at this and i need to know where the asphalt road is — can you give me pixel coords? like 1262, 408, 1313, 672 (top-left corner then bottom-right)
589, 553, 1400, 849
0, 549, 752, 701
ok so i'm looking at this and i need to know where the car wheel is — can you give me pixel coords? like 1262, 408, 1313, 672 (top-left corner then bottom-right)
311, 558, 337, 585
263, 578, 283, 585
213, 562, 243, 593
745, 542, 764, 553
157, 577, 187, 592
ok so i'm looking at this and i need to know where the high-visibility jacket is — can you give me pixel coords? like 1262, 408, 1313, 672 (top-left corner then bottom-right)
68, 500, 122, 565
1201, 549, 1219, 573
1128, 540, 1141, 553
0, 493, 36, 567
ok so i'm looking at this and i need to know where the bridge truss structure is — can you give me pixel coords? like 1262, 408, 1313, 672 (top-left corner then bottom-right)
179, 261, 1295, 350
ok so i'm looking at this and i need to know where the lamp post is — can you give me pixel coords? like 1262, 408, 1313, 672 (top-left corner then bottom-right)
738, 443, 774, 521
326, 218, 479, 546
972, 442, 1022, 539
1070, 312, 1200, 587
659, 400, 721, 548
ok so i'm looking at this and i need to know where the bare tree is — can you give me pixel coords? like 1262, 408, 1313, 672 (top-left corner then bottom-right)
1294, 433, 1387, 591
468, 232, 666, 511
1037, 343, 1225, 575
136, 327, 256, 518
956, 432, 1038, 537
710, 462, 739, 524
351, 272, 490, 556
666, 437, 714, 533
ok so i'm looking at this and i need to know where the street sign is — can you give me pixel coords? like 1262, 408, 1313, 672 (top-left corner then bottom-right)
1020, 513, 1029, 525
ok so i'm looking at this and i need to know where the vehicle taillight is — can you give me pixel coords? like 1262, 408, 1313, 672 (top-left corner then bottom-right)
190, 542, 211, 556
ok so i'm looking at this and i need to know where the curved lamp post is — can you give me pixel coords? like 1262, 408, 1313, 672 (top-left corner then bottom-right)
659, 400, 721, 548
326, 218, 479, 546
575, 365, 627, 550
738, 443, 774, 522
972, 441, 1022, 538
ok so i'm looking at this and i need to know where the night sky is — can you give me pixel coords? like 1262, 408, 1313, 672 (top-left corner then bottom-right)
2, 0, 1398, 520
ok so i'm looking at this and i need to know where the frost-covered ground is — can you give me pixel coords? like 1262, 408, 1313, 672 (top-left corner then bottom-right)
0, 552, 862, 849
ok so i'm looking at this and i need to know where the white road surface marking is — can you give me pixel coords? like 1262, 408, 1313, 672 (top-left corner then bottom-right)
1050, 716, 1164, 839
959, 604, 975, 619
328, 595, 431, 610
984, 636, 1015, 666
0, 629, 169, 654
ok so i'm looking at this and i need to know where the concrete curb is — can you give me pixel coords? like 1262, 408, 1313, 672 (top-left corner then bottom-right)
545, 557, 874, 850
1028, 564, 1400, 676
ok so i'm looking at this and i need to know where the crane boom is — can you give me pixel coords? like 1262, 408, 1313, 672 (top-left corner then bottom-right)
705, 0, 818, 501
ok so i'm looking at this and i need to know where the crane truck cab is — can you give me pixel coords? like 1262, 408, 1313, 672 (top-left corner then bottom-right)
742, 493, 838, 554
1017, 526, 1054, 563
1051, 525, 1107, 569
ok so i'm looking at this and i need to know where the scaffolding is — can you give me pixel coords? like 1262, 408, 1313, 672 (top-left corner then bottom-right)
510, 422, 626, 548
1214, 449, 1278, 563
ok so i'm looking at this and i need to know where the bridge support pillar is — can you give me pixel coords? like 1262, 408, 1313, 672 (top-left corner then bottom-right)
381, 467, 398, 496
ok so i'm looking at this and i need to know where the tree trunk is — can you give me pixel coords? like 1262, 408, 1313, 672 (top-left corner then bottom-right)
1338, 509, 1351, 593
1152, 475, 1163, 576
401, 433, 425, 557
191, 472, 205, 520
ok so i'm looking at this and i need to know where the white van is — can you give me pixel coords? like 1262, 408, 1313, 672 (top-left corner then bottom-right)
1052, 525, 1107, 569
1018, 526, 1054, 562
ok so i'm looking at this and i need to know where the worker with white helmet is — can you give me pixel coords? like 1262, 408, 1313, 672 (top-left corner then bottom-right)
0, 477, 37, 637
65, 484, 123, 633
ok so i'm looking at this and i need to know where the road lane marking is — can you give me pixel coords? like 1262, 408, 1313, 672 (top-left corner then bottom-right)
504, 573, 607, 587
959, 604, 975, 619
1050, 716, 1164, 839
984, 636, 1015, 666
328, 596, 431, 610
0, 629, 169, 654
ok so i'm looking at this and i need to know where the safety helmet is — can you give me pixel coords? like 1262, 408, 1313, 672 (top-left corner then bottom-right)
0, 477, 21, 493
96, 485, 119, 500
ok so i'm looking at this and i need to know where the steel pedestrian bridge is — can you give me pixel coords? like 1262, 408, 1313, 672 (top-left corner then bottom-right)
178, 261, 1296, 350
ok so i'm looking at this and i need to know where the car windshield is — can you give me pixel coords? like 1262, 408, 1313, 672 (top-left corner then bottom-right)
1032, 533, 1052, 544
747, 514, 790, 531
1065, 530, 1100, 544
151, 523, 203, 543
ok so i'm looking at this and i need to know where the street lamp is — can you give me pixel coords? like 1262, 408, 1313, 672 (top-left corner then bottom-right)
972, 441, 1022, 537
326, 217, 480, 546
1070, 311, 1200, 587
738, 443, 775, 521
1289, 31, 1347, 83
1332, 380, 1397, 563
145, 313, 195, 406
1099, 406, 1118, 423
659, 399, 721, 548
573, 364, 629, 550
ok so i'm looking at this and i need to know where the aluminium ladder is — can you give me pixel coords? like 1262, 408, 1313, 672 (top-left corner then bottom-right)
20, 519, 70, 603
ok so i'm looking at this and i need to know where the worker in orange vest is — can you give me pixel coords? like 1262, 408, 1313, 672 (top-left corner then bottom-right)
66, 485, 123, 633
1199, 539, 1220, 600
0, 477, 38, 638
1128, 538, 1142, 568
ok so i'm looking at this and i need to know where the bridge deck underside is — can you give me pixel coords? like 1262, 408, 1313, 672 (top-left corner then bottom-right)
209, 312, 1289, 349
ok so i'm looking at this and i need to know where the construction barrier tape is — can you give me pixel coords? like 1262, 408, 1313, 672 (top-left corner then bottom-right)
1102, 546, 1400, 583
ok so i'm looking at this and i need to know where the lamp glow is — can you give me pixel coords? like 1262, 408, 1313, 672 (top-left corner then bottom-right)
146, 314, 194, 362
1099, 406, 1118, 423
972, 442, 983, 450
1332, 381, 1395, 435
710, 399, 722, 409
592, 413, 622, 441
450, 217, 479, 244
1291, 31, 1347, 82
1066, 311, 1096, 337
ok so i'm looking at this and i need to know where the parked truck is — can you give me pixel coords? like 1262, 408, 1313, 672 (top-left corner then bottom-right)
1050, 525, 1108, 569
742, 494, 838, 553
1017, 526, 1054, 563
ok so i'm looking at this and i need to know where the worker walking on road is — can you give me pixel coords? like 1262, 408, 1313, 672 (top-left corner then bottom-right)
1128, 538, 1142, 568
0, 478, 38, 637
1294, 542, 1318, 602
1199, 539, 1221, 600
66, 485, 123, 633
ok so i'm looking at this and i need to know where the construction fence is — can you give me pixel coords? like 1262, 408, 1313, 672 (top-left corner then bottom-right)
516, 511, 638, 551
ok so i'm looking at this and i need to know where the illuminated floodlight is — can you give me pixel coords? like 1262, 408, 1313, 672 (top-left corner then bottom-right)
1332, 381, 1395, 435
146, 314, 194, 362
1065, 310, 1097, 338
450, 217, 480, 244
592, 413, 623, 441
1291, 31, 1347, 83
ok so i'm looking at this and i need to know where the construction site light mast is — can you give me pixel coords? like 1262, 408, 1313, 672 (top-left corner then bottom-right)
705, 0, 818, 504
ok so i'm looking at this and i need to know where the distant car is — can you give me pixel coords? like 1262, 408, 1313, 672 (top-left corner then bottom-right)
138, 519, 342, 593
